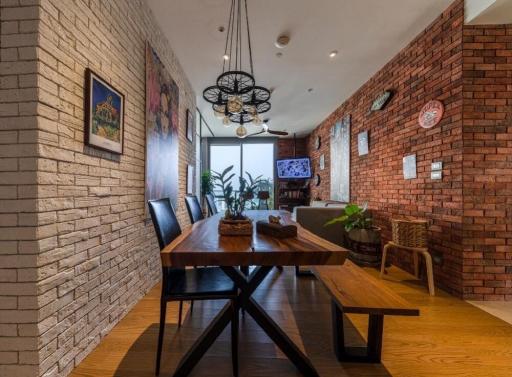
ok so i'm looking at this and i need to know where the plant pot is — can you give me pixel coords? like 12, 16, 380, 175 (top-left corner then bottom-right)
218, 217, 253, 236
346, 227, 382, 267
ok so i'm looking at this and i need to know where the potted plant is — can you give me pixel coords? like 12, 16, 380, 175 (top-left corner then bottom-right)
325, 203, 382, 267
201, 170, 214, 215
212, 165, 261, 236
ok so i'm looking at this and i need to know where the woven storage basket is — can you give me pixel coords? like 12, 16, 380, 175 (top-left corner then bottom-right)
391, 218, 428, 248
218, 218, 253, 236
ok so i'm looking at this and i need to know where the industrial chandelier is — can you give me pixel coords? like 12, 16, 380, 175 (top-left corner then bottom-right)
202, 0, 271, 138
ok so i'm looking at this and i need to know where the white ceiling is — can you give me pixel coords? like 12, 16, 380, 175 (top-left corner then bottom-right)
465, 0, 512, 24
147, 0, 454, 138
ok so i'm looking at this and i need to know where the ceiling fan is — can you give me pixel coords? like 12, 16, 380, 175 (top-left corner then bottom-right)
246, 119, 289, 137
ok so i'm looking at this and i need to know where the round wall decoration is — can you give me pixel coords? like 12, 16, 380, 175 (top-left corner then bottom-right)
418, 100, 444, 129
315, 136, 321, 150
314, 174, 321, 186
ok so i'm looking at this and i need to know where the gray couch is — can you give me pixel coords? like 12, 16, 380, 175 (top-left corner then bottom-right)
294, 202, 347, 247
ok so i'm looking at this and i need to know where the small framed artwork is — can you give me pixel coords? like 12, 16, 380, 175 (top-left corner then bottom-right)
319, 154, 325, 170
187, 164, 194, 194
84, 68, 124, 154
403, 154, 417, 180
358, 131, 369, 156
315, 135, 321, 150
186, 109, 193, 142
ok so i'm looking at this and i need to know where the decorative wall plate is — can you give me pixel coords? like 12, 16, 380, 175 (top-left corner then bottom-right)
418, 100, 444, 129
315, 135, 321, 150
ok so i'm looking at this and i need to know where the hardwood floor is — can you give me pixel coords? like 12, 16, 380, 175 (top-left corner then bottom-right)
70, 266, 512, 377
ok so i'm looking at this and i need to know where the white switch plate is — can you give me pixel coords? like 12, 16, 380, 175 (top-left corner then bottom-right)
431, 171, 442, 180
431, 161, 443, 171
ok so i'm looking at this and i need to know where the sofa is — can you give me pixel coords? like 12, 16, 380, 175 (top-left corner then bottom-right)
293, 201, 347, 247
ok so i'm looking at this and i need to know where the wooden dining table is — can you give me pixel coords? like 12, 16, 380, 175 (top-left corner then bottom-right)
160, 210, 349, 377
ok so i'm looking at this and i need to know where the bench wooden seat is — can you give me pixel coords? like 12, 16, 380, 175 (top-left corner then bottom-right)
313, 260, 419, 363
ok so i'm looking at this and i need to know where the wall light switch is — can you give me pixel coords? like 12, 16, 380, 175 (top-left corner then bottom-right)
431, 161, 443, 171
431, 171, 442, 180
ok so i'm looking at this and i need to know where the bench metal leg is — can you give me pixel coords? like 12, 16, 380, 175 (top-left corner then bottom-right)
331, 300, 384, 363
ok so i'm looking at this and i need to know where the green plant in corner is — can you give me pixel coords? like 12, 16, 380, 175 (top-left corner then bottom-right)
325, 203, 372, 231
201, 170, 214, 197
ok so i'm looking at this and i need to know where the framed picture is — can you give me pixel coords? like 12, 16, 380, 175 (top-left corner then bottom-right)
186, 109, 193, 142
145, 42, 180, 215
330, 114, 350, 202
319, 154, 325, 170
84, 68, 124, 154
187, 164, 194, 194
403, 154, 417, 180
358, 131, 369, 156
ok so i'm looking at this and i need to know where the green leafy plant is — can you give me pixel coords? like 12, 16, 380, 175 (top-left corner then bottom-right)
212, 165, 262, 219
201, 170, 214, 197
325, 203, 373, 232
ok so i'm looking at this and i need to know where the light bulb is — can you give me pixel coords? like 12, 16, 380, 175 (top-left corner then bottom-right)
252, 114, 262, 125
246, 105, 257, 115
223, 54, 229, 61
222, 116, 231, 126
236, 125, 247, 138
227, 95, 243, 114
213, 105, 225, 119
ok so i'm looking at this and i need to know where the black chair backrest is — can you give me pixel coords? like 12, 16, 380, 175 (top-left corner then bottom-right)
184, 195, 204, 224
148, 198, 182, 251
205, 193, 218, 216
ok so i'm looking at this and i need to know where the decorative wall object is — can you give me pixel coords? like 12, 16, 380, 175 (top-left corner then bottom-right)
186, 108, 193, 142
330, 114, 350, 202
314, 174, 321, 186
403, 154, 417, 179
358, 131, 369, 156
145, 42, 180, 212
319, 154, 325, 170
187, 164, 194, 194
84, 68, 124, 153
418, 100, 444, 128
315, 135, 321, 150
369, 90, 394, 112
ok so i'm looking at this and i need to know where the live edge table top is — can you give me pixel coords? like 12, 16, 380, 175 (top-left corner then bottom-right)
160, 210, 348, 268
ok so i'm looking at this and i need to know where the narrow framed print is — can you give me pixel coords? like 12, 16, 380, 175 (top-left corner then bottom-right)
85, 68, 124, 154
186, 109, 193, 142
187, 164, 194, 194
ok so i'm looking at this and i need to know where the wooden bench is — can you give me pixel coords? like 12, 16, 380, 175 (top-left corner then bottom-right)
313, 260, 420, 363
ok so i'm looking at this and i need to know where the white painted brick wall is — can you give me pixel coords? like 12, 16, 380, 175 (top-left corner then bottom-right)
1, 0, 197, 375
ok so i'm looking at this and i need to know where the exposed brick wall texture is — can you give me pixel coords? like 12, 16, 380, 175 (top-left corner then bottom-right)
307, 0, 466, 296
462, 25, 512, 300
1, 1, 40, 376
2, 0, 196, 375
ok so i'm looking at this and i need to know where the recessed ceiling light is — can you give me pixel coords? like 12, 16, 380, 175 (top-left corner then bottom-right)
276, 52, 283, 58
329, 50, 338, 58
308, 88, 313, 93
218, 26, 225, 32
223, 54, 229, 61
275, 35, 290, 49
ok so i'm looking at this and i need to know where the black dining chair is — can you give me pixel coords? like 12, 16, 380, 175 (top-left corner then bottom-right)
185, 195, 205, 224
205, 193, 218, 216
148, 198, 239, 376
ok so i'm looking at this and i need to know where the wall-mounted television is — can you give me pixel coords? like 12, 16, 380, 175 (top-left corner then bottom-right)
276, 158, 312, 179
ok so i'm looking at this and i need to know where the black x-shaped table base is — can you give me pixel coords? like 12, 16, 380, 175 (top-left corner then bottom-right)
171, 266, 319, 377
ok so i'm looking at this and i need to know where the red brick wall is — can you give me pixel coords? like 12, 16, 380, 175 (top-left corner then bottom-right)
462, 25, 512, 300
307, 0, 466, 296
277, 138, 308, 159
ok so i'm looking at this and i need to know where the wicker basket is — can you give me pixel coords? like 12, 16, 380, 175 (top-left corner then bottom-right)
218, 217, 253, 236
391, 218, 428, 248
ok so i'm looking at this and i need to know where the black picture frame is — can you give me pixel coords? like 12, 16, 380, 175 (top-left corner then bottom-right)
186, 109, 193, 142
84, 68, 125, 154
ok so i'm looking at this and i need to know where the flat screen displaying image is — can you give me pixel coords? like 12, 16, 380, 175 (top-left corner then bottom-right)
276, 158, 312, 179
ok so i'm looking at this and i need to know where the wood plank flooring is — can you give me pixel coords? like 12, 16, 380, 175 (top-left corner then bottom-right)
70, 266, 512, 377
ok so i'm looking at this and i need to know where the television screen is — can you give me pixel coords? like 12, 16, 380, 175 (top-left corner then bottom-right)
276, 158, 312, 179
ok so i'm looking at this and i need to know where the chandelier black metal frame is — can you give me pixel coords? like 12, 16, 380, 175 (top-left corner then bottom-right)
202, 0, 271, 137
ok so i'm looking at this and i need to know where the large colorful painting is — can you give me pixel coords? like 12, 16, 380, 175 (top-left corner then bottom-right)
145, 42, 180, 213
85, 69, 124, 154
330, 114, 350, 202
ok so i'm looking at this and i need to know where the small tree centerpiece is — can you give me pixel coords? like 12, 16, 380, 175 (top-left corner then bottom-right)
212, 165, 261, 236
325, 203, 382, 266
